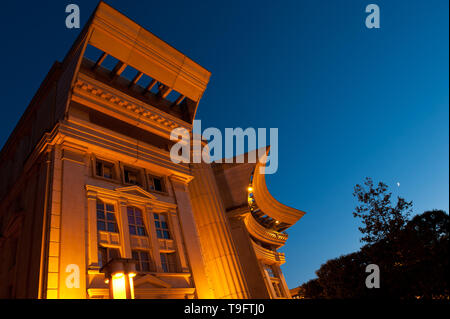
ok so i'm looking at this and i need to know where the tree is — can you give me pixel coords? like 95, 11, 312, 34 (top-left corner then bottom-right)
315, 251, 368, 298
353, 177, 412, 244
293, 178, 449, 299
399, 210, 449, 298
297, 278, 323, 299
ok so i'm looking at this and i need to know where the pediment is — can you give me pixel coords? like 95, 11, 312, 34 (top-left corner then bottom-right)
134, 274, 171, 288
115, 186, 157, 200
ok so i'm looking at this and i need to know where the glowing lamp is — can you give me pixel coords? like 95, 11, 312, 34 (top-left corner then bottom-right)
100, 258, 137, 299
112, 272, 124, 279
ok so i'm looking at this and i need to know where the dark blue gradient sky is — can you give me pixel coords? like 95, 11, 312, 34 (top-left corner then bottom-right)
0, 1, 448, 288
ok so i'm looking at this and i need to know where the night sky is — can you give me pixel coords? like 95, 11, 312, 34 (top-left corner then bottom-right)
0, 1, 448, 288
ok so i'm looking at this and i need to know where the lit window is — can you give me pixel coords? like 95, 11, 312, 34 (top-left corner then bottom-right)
154, 213, 171, 239
160, 253, 177, 273
124, 167, 141, 186
127, 206, 146, 236
148, 175, 165, 192
132, 250, 152, 272
96, 160, 115, 179
96, 200, 119, 233
98, 246, 120, 269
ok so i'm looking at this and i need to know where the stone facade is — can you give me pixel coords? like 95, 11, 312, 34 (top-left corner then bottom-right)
0, 2, 305, 299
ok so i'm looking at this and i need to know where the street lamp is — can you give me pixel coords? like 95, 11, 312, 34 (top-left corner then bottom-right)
100, 258, 137, 299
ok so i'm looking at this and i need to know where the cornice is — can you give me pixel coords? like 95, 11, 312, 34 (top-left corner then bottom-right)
58, 119, 191, 177
73, 73, 191, 135
88, 2, 210, 103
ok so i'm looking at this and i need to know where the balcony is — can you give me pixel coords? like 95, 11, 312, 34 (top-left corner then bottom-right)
251, 239, 286, 265
245, 213, 288, 247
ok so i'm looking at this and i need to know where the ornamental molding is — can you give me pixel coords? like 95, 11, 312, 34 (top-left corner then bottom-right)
73, 73, 191, 134
85, 184, 177, 212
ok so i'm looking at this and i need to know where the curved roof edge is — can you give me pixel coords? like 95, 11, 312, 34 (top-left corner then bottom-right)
253, 150, 306, 226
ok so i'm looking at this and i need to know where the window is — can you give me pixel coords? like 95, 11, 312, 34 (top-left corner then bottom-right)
98, 246, 120, 269
154, 213, 171, 239
96, 200, 119, 233
132, 250, 152, 272
127, 206, 146, 236
265, 264, 276, 278
124, 167, 142, 186
160, 253, 177, 273
95, 160, 115, 179
148, 175, 165, 192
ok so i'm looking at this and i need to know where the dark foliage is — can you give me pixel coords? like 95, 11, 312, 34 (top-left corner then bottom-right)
353, 177, 412, 244
295, 178, 449, 299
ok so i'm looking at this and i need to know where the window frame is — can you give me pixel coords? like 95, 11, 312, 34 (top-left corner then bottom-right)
132, 249, 153, 273
98, 246, 121, 269
153, 213, 171, 240
96, 199, 120, 234
147, 173, 167, 193
92, 156, 119, 182
122, 164, 145, 187
127, 206, 147, 237
160, 252, 178, 273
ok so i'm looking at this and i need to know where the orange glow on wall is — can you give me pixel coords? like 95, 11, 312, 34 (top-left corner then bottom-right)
129, 276, 135, 299
111, 274, 127, 299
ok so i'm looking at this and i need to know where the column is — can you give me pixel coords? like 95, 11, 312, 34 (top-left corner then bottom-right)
118, 198, 132, 259
188, 163, 250, 299
86, 190, 98, 268
58, 145, 87, 299
168, 209, 189, 273
146, 204, 163, 272
170, 176, 215, 298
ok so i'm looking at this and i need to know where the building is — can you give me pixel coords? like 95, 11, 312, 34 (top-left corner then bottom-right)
0, 2, 305, 299
289, 286, 304, 299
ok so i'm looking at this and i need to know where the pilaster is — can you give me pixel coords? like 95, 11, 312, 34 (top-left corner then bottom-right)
188, 163, 250, 299
58, 144, 88, 298
170, 175, 215, 298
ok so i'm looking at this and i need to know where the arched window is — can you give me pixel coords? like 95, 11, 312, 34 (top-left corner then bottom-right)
127, 206, 147, 236
96, 200, 119, 233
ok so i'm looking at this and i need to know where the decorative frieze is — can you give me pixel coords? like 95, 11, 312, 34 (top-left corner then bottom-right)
73, 74, 190, 133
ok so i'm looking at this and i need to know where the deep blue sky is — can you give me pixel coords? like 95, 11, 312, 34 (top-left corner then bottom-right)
0, 1, 448, 288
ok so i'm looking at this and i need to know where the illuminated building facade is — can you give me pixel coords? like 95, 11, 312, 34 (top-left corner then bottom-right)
0, 2, 305, 299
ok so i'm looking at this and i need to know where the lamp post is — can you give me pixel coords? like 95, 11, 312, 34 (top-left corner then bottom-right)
100, 258, 137, 299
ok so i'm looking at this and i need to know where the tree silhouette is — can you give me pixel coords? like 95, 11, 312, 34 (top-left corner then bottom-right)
353, 177, 412, 244
295, 178, 449, 299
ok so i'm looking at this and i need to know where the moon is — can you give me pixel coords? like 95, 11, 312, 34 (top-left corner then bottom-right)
397, 182, 400, 187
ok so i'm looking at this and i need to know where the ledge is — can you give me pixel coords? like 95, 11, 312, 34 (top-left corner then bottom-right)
244, 213, 288, 247
251, 239, 286, 265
